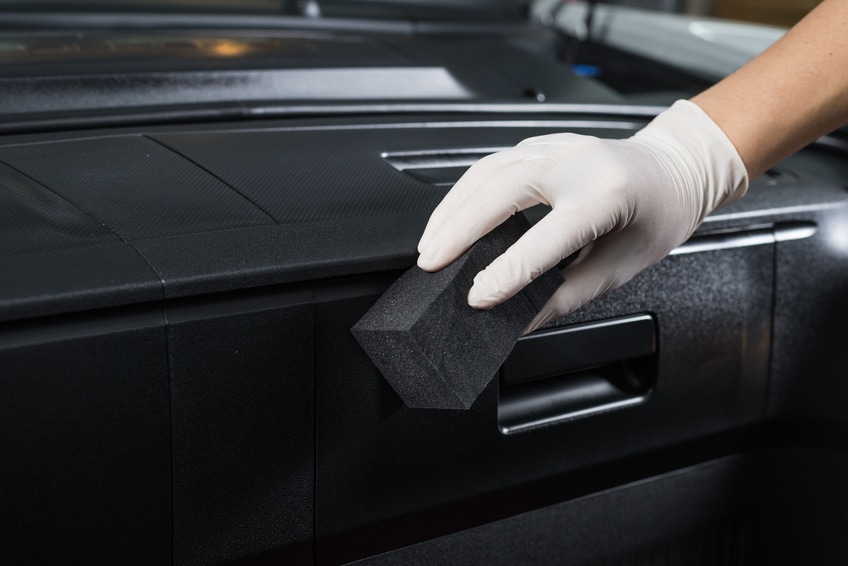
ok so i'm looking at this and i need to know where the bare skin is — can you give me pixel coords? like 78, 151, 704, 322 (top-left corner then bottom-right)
693, 0, 848, 177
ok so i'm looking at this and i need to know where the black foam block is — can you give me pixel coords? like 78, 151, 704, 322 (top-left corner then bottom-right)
352, 214, 564, 410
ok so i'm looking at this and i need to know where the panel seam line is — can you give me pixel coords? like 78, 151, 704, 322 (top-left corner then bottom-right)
311, 287, 318, 566
0, 157, 128, 243
0, 153, 176, 560
763, 229, 779, 418
143, 135, 280, 225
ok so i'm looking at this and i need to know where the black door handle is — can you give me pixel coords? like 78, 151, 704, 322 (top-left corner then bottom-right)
498, 314, 657, 434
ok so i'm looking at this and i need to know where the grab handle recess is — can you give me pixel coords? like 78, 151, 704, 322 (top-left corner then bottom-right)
498, 314, 657, 434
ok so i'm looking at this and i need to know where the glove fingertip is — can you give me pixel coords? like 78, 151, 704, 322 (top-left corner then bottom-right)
467, 283, 493, 309
417, 245, 448, 271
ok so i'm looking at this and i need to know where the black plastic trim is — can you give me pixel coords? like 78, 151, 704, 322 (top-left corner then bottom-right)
317, 419, 848, 564
498, 314, 656, 434
672, 222, 817, 255
0, 103, 656, 136
0, 302, 163, 348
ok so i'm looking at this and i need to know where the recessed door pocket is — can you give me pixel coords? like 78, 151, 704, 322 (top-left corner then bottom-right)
498, 314, 657, 434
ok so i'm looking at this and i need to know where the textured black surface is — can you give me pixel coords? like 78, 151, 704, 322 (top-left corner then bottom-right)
0, 122, 634, 324
0, 307, 171, 563
154, 129, 446, 224
766, 203, 848, 422
152, 125, 633, 227
0, 243, 163, 323
0, 135, 273, 241
352, 214, 562, 410
167, 297, 313, 566
0, 161, 119, 257
137, 124, 628, 300
351, 455, 752, 566
131, 214, 428, 299
351, 449, 848, 566
315, 243, 773, 564
0, 12, 846, 566
0, 112, 846, 566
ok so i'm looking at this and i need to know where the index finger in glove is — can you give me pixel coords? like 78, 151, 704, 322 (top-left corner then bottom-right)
417, 159, 555, 271
467, 201, 624, 309
523, 228, 666, 333
418, 146, 535, 253
418, 135, 589, 253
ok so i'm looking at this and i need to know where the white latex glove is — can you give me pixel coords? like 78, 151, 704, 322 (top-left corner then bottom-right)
416, 100, 749, 333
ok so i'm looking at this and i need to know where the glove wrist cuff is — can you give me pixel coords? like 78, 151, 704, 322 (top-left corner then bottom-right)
635, 99, 750, 216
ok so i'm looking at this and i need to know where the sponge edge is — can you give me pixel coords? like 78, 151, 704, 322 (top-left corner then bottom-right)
351, 214, 564, 410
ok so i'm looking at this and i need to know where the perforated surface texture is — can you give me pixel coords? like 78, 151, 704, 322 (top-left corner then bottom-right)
154, 126, 632, 225
0, 135, 274, 241
155, 129, 445, 224
152, 125, 636, 226
0, 161, 118, 257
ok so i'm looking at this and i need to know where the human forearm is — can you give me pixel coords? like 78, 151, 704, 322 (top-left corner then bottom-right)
692, 0, 848, 178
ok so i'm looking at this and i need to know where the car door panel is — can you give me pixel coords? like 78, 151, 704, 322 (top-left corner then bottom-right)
0, 306, 172, 563
166, 293, 314, 565
0, 114, 846, 565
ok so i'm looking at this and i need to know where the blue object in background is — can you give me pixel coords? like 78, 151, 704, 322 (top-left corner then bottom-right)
572, 64, 602, 77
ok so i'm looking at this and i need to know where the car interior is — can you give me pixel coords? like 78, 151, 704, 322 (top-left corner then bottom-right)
1, 1, 847, 564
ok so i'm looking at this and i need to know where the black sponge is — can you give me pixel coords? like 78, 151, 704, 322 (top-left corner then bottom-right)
351, 214, 563, 410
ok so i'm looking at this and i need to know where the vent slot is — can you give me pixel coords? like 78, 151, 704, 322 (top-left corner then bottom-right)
382, 147, 508, 186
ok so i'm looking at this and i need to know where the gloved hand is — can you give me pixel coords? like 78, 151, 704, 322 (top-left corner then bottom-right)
416, 100, 749, 333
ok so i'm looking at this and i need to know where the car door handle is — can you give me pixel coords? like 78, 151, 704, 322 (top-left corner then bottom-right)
498, 314, 656, 434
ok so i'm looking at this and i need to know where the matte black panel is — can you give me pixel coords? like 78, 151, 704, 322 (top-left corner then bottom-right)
351, 455, 752, 566
0, 21, 845, 566
748, 448, 848, 565
768, 203, 848, 422
0, 113, 844, 566
0, 307, 171, 564
0, 135, 273, 240
153, 125, 631, 225
0, 243, 162, 323
154, 129, 445, 224
132, 214, 428, 299
0, 161, 119, 258
352, 449, 848, 566
167, 298, 314, 565
134, 125, 632, 299
315, 244, 773, 564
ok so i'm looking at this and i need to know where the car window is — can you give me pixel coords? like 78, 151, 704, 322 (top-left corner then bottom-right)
530, 0, 803, 103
